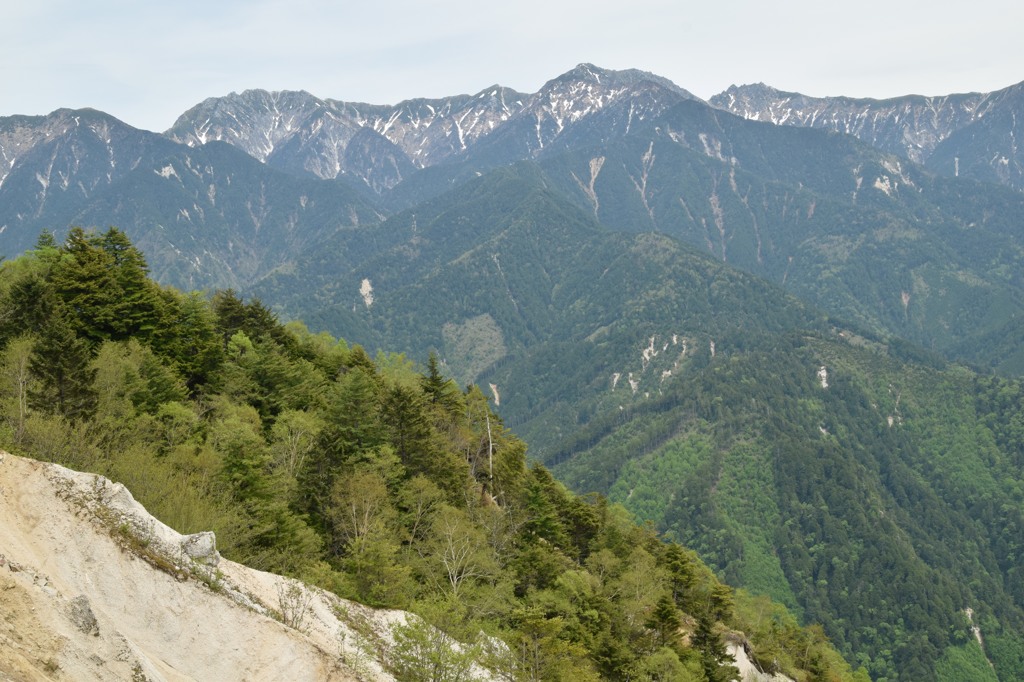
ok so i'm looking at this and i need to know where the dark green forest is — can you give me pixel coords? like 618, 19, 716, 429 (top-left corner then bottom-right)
548, 331, 1024, 681
0, 229, 863, 681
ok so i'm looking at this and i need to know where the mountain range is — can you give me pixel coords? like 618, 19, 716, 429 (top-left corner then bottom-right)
711, 80, 1024, 192
3, 63, 1024, 681
4, 65, 1024, 367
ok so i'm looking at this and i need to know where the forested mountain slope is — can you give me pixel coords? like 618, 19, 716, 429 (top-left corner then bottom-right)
255, 162, 1024, 680
0, 230, 859, 681
0, 108, 381, 291
546, 330, 1024, 681
534, 100, 1024, 365
253, 75, 1024, 373
0, 109, 181, 256
252, 163, 827, 445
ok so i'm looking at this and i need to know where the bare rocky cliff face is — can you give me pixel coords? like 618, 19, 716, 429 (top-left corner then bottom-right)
0, 451, 425, 682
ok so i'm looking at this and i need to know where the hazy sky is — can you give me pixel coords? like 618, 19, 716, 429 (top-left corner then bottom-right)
5, 0, 1023, 132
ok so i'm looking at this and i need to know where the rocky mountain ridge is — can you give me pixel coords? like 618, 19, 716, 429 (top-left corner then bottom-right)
164, 64, 699, 187
0, 108, 181, 238
710, 80, 1024, 191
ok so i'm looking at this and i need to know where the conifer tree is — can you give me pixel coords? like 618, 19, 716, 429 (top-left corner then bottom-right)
4, 273, 57, 339
50, 227, 123, 344
139, 290, 220, 391
421, 351, 462, 416
212, 289, 248, 349
647, 594, 682, 647
29, 305, 96, 419
98, 227, 160, 338
691, 613, 739, 682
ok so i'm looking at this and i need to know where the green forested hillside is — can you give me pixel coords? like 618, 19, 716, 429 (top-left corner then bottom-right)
535, 109, 1024, 365
249, 161, 1024, 681
547, 330, 1024, 681
254, 163, 828, 443
0, 229, 861, 681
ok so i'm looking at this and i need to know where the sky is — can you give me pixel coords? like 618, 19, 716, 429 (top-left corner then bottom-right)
5, 0, 1023, 133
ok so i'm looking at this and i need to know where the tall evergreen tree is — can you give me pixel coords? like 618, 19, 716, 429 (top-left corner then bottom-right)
50, 227, 123, 344
3, 273, 58, 341
421, 351, 462, 416
691, 613, 739, 682
98, 227, 160, 338
212, 289, 248, 349
29, 305, 96, 419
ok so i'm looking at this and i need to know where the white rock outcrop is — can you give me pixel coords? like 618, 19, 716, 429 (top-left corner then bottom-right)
0, 451, 414, 681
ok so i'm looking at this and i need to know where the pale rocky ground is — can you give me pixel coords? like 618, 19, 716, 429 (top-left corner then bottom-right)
727, 638, 795, 682
0, 449, 786, 682
0, 450, 412, 682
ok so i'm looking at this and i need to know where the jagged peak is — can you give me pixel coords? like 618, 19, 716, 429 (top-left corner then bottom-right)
713, 81, 1007, 109
540, 63, 700, 102
469, 84, 529, 102
717, 82, 785, 98
224, 89, 324, 114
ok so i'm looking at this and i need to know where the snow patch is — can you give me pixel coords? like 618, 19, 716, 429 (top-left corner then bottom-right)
611, 373, 621, 390
156, 164, 178, 180
817, 366, 829, 389
489, 383, 501, 406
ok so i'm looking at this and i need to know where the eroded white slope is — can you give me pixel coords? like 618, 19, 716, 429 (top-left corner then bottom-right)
0, 451, 407, 682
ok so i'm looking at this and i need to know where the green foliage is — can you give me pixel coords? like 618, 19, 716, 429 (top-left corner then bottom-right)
388, 613, 481, 682
29, 304, 96, 419
554, 330, 1024, 680
935, 641, 999, 682
0, 335, 37, 445
0, 229, 860, 682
